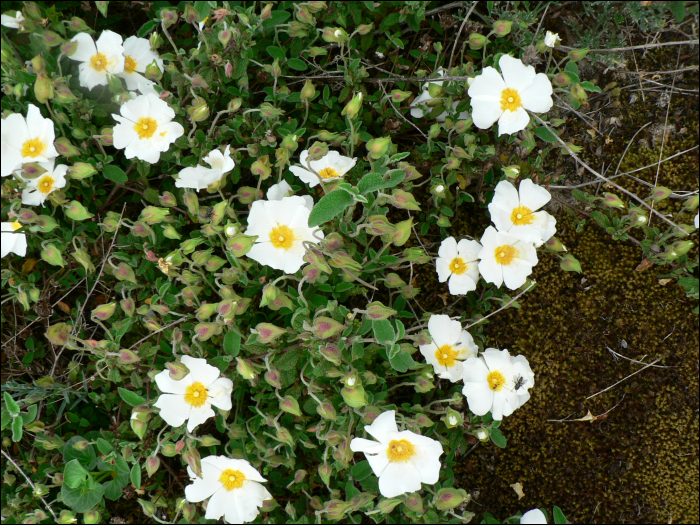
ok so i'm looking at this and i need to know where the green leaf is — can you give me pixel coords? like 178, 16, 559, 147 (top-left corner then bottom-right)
4, 392, 20, 416
534, 126, 559, 143
143, 188, 159, 205
287, 58, 308, 71
267, 45, 286, 60
350, 460, 373, 481
96, 438, 113, 455
61, 479, 105, 513
11, 417, 23, 442
63, 436, 97, 470
95, 1, 109, 18
117, 387, 146, 407
372, 320, 395, 346
194, 1, 210, 22
274, 347, 301, 371
223, 331, 241, 357
64, 459, 88, 489
553, 506, 567, 524
262, 11, 291, 30
308, 190, 354, 227
130, 462, 142, 489
490, 427, 507, 448
579, 81, 602, 93
357, 169, 406, 195
103, 165, 128, 185
388, 348, 415, 373
101, 455, 130, 500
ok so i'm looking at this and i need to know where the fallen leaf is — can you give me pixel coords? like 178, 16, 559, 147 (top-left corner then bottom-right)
572, 410, 599, 423
22, 258, 37, 273
658, 278, 673, 286
635, 259, 654, 272
510, 482, 525, 500
587, 129, 596, 139
57, 302, 71, 314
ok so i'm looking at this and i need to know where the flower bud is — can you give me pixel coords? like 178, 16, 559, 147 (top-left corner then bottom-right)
318, 463, 332, 485
560, 253, 582, 273
130, 417, 147, 439
313, 316, 345, 339
428, 123, 441, 139
341, 384, 368, 407
493, 20, 513, 36
254, 322, 286, 343
434, 488, 468, 510
671, 240, 693, 256
366, 136, 392, 159
365, 301, 397, 321
356, 23, 373, 35
414, 413, 433, 427
34, 73, 54, 104
60, 40, 79, 57
389, 89, 412, 103
414, 375, 434, 393
453, 118, 472, 133
552, 72, 572, 87
279, 395, 302, 416
41, 243, 64, 267
227, 233, 256, 257
98, 127, 113, 146
144, 455, 160, 477
65, 162, 95, 180
683, 195, 699, 210
260, 2, 273, 20
54, 137, 80, 157
571, 83, 588, 105
187, 97, 209, 122
300, 79, 316, 101
281, 134, 299, 152
236, 357, 256, 380
319, 344, 342, 365
341, 92, 363, 120
568, 48, 590, 62
144, 60, 162, 81
194, 321, 222, 341
91, 302, 116, 321
603, 192, 625, 209
377, 497, 403, 514
443, 408, 463, 428
390, 217, 413, 246
287, 21, 309, 38
544, 236, 567, 252
119, 349, 140, 365
315, 400, 337, 421
163, 361, 189, 381
227, 97, 243, 113
259, 103, 285, 119
160, 8, 178, 28
650, 186, 673, 202
468, 33, 486, 50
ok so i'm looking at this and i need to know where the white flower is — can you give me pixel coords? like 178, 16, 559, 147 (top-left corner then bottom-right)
68, 31, 125, 90
118, 36, 163, 91
349, 410, 443, 498
468, 55, 553, 136
419, 314, 478, 382
153, 355, 233, 432
488, 179, 556, 246
410, 68, 470, 121
544, 31, 561, 48
477, 226, 537, 290
289, 150, 356, 188
462, 348, 534, 420
185, 455, 272, 524
245, 196, 323, 273
112, 93, 184, 163
1, 221, 27, 258
436, 236, 482, 295
448, 415, 458, 426
1, 104, 58, 177
1, 11, 25, 29
21, 159, 68, 206
695, 212, 698, 229
175, 146, 235, 191
521, 508, 548, 524
267, 180, 314, 210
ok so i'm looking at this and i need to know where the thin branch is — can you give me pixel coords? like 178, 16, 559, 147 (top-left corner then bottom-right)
128, 318, 188, 350
1, 449, 59, 522
558, 40, 699, 53
465, 281, 537, 330
448, 2, 478, 69
586, 359, 661, 400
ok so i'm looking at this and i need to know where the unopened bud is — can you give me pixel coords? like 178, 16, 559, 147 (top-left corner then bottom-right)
60, 40, 79, 57
552, 72, 572, 87
568, 48, 590, 62
144, 60, 162, 81
428, 123, 441, 139
340, 384, 368, 407
279, 395, 302, 416
544, 236, 567, 252
502, 164, 520, 178
468, 33, 486, 50
366, 301, 397, 321
603, 192, 625, 209
34, 73, 54, 103
254, 322, 286, 343
434, 488, 468, 510
366, 136, 392, 159
560, 253, 582, 273
671, 240, 693, 256
236, 357, 256, 380
493, 20, 513, 37
301, 79, 316, 101
318, 463, 332, 485
54, 137, 80, 157
91, 302, 116, 321
319, 344, 342, 365
187, 97, 209, 123
313, 316, 345, 339
341, 92, 363, 120
650, 186, 673, 202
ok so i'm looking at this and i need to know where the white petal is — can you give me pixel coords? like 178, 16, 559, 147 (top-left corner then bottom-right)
204, 487, 228, 520
186, 403, 215, 432
518, 179, 551, 211
468, 66, 506, 98
408, 434, 443, 483
448, 272, 476, 295
378, 461, 422, 498
247, 242, 288, 271
112, 121, 139, 151
462, 381, 494, 416
530, 211, 557, 243
365, 410, 398, 442
289, 166, 321, 187
181, 355, 221, 386
154, 369, 192, 394
491, 389, 521, 420
478, 257, 504, 288
232, 481, 268, 522
482, 348, 512, 372
78, 62, 107, 90
519, 74, 554, 113
470, 97, 503, 130
499, 55, 537, 93
126, 137, 160, 163
208, 377, 233, 410
153, 394, 190, 428
267, 180, 293, 201
427, 315, 459, 347
21, 188, 45, 206
435, 257, 451, 283
502, 259, 533, 290
497, 107, 530, 136
456, 239, 482, 262
185, 474, 221, 503
69, 33, 97, 62
489, 205, 516, 234
521, 509, 548, 524
245, 201, 275, 237
437, 236, 458, 259
492, 179, 521, 211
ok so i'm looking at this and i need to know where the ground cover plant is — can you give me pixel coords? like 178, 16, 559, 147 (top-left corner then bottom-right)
1, 1, 698, 524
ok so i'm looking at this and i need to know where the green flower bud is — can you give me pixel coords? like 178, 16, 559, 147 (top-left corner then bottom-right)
164, 361, 190, 381
568, 48, 590, 62
160, 8, 178, 28
683, 195, 699, 210
492, 20, 513, 36
59, 39, 79, 58
91, 302, 116, 321
98, 127, 113, 146
366, 136, 392, 159
468, 33, 486, 50
138, 499, 156, 518
453, 118, 472, 133
318, 463, 332, 486
66, 162, 95, 180
341, 92, 363, 120
306, 140, 329, 161
54, 137, 80, 157
119, 297, 135, 318
236, 357, 257, 380
571, 83, 588, 105
671, 240, 693, 256
149, 32, 163, 50
43, 30, 64, 48
391, 217, 413, 246
553, 72, 572, 87
265, 368, 282, 389
544, 236, 567, 252
68, 16, 90, 32
341, 384, 368, 407
130, 221, 154, 238
296, 6, 315, 25
301, 79, 316, 101
434, 488, 468, 510
119, 349, 140, 365
313, 316, 345, 339
139, 206, 170, 225
324, 232, 344, 252
319, 343, 342, 365
316, 400, 337, 421
414, 413, 433, 427
145, 455, 160, 477
187, 97, 209, 123
200, 435, 221, 447
502, 164, 520, 178
182, 190, 199, 216
279, 395, 302, 416
356, 23, 373, 35
388, 89, 411, 104
414, 375, 434, 392
560, 253, 582, 273
259, 103, 285, 119
288, 21, 310, 38
227, 233, 256, 257
650, 186, 673, 202
228, 97, 242, 112
255, 323, 286, 343
41, 243, 65, 267
182, 3, 198, 24
281, 134, 299, 153
34, 73, 54, 104
260, 3, 273, 20
429, 123, 441, 139
404, 492, 424, 513
161, 442, 177, 456
366, 301, 397, 321
603, 192, 625, 209
144, 60, 162, 81
113, 262, 137, 283
182, 502, 196, 522
443, 408, 463, 428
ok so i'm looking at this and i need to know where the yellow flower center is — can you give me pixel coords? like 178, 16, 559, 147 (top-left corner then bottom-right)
124, 55, 137, 74
487, 370, 506, 391
510, 205, 535, 226
90, 52, 109, 72
11, 221, 22, 231
37, 175, 55, 194
184, 382, 208, 407
387, 439, 416, 462
500, 88, 522, 112
449, 257, 468, 275
435, 344, 459, 367
21, 138, 47, 158
318, 167, 340, 179
134, 117, 158, 139
494, 245, 517, 266
219, 469, 246, 491
270, 225, 295, 250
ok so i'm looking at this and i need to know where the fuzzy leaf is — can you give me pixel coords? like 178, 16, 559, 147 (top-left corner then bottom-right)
103, 165, 127, 184
117, 388, 146, 407
308, 190, 354, 227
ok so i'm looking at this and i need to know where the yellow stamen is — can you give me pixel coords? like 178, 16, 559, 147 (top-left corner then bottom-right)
387, 439, 416, 462
318, 167, 339, 179
494, 245, 517, 266
449, 257, 468, 275
184, 382, 208, 407
21, 138, 47, 158
37, 175, 55, 195
487, 370, 506, 391
219, 469, 246, 491
11, 221, 22, 231
270, 225, 295, 250
90, 52, 109, 72
435, 345, 459, 367
124, 55, 137, 74
500, 88, 522, 112
134, 117, 158, 139
510, 205, 535, 226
